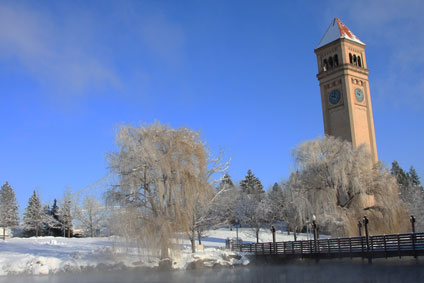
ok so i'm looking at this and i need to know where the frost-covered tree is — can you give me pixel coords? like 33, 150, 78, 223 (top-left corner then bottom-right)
236, 192, 266, 243
23, 191, 44, 237
240, 169, 264, 195
391, 161, 410, 189
42, 204, 52, 236
393, 162, 424, 231
236, 170, 266, 240
408, 166, 421, 187
0, 182, 19, 239
264, 182, 285, 225
49, 199, 63, 236
209, 174, 240, 226
187, 173, 241, 251
60, 198, 73, 238
107, 122, 224, 258
218, 173, 234, 189
283, 136, 408, 236
41, 200, 64, 236
75, 196, 104, 237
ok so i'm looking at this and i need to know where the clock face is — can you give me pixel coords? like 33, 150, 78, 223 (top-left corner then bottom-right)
329, 89, 341, 105
355, 88, 364, 102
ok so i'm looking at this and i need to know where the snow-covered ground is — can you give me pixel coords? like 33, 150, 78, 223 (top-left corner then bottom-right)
0, 228, 312, 276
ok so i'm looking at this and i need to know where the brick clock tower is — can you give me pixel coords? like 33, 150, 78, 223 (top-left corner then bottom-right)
314, 18, 378, 164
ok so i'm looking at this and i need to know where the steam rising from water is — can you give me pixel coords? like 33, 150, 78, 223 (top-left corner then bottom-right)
1, 259, 423, 283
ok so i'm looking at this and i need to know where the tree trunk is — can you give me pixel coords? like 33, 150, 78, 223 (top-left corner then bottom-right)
161, 238, 169, 259
256, 228, 259, 243
197, 230, 202, 245
160, 228, 169, 259
191, 229, 196, 253
89, 214, 93, 237
2, 226, 5, 240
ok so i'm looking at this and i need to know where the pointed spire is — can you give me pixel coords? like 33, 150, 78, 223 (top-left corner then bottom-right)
316, 18, 365, 49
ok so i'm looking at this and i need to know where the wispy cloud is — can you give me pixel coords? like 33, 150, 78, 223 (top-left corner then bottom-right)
0, 1, 186, 104
0, 3, 121, 101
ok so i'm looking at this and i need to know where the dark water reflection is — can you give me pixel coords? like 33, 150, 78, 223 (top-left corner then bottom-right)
1, 259, 423, 283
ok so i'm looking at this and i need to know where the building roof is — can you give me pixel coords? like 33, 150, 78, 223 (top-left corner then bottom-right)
316, 18, 365, 49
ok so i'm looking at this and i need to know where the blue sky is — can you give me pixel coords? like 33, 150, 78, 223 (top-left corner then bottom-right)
0, 0, 423, 211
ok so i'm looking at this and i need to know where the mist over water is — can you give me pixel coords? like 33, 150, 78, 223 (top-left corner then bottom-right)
1, 259, 423, 283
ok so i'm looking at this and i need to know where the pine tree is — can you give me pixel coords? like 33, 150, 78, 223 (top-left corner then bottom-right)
23, 191, 44, 237
42, 204, 52, 236
50, 199, 63, 236
213, 173, 239, 225
265, 182, 285, 224
271, 182, 282, 193
408, 166, 421, 187
0, 182, 19, 240
239, 169, 264, 195
218, 173, 234, 189
391, 161, 410, 189
390, 160, 401, 176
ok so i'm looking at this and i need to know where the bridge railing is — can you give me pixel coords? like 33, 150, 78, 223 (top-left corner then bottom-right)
232, 232, 424, 258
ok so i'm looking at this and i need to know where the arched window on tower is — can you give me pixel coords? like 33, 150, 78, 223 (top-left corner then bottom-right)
349, 53, 353, 64
329, 57, 334, 68
334, 54, 339, 66
353, 55, 357, 66
323, 59, 328, 71
358, 56, 362, 67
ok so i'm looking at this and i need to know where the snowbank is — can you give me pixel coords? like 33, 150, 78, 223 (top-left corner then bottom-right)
0, 228, 312, 276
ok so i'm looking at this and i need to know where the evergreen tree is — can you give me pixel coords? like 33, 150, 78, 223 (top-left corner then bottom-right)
23, 191, 44, 237
50, 199, 63, 236
271, 182, 282, 193
408, 166, 421, 187
239, 169, 264, 195
265, 182, 285, 224
391, 161, 410, 189
42, 204, 52, 236
217, 173, 234, 189
213, 173, 239, 225
0, 182, 19, 240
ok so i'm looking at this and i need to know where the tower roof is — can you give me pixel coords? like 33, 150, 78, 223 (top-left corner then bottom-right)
316, 18, 365, 49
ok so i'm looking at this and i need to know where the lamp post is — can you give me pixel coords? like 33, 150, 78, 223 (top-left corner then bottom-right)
234, 220, 240, 244
363, 216, 369, 250
410, 215, 417, 258
410, 215, 416, 234
312, 215, 318, 252
363, 216, 371, 263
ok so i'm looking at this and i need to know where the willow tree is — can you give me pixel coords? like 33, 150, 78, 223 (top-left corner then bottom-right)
283, 136, 408, 236
107, 123, 216, 259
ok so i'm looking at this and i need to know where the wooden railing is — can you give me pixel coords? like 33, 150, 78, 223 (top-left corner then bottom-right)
232, 232, 424, 260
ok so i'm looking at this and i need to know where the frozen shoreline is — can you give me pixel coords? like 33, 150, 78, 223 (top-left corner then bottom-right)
0, 228, 311, 276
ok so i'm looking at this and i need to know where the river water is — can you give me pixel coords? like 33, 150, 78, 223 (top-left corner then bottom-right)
1, 259, 423, 283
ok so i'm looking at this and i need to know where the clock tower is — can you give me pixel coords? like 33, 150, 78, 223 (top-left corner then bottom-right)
314, 18, 378, 163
